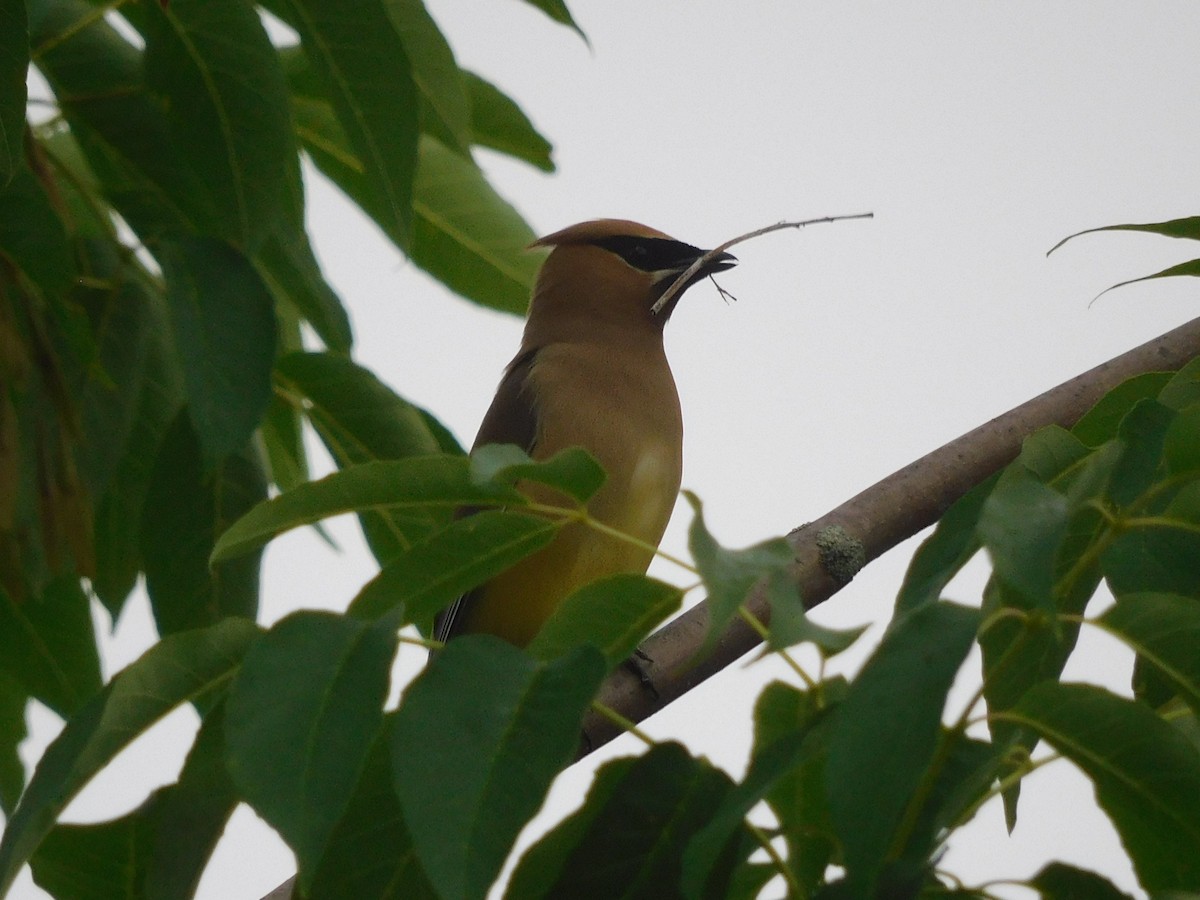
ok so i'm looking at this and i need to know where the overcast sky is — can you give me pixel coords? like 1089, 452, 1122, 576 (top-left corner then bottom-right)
16, 3, 1200, 898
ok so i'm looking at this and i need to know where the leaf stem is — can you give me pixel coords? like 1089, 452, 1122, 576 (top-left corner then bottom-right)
950, 739, 1060, 830
1121, 514, 1200, 537
590, 701, 655, 747
525, 501, 700, 574
745, 819, 803, 898
737, 606, 817, 690
32, 0, 134, 59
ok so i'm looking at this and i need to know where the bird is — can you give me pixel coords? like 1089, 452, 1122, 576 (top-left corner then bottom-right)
434, 219, 737, 647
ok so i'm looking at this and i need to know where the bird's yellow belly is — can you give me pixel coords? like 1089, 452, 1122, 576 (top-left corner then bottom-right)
463, 441, 680, 646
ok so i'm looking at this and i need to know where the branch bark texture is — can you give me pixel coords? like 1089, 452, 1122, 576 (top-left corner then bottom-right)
579, 316, 1200, 752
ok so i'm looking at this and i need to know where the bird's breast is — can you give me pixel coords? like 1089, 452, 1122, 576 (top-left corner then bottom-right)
529, 342, 683, 521
462, 341, 683, 645
528, 341, 683, 572
603, 440, 681, 545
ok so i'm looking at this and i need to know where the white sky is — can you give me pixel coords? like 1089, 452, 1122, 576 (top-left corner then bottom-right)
14, 3, 1200, 898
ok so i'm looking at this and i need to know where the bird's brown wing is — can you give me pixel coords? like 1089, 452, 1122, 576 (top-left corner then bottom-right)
432, 349, 540, 642
470, 348, 540, 453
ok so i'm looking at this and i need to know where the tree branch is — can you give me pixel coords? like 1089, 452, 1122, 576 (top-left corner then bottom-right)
263, 317, 1199, 900
579, 316, 1200, 753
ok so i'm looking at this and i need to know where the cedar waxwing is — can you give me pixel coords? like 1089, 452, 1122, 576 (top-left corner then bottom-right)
434, 219, 737, 647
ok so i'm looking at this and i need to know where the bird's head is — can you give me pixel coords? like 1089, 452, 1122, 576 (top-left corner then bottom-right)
523, 219, 736, 345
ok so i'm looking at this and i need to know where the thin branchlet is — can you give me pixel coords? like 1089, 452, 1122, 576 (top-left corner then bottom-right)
650, 212, 875, 315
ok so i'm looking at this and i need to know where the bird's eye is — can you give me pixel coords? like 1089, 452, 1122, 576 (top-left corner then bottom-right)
589, 235, 699, 272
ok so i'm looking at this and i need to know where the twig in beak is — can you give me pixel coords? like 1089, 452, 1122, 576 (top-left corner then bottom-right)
650, 212, 875, 315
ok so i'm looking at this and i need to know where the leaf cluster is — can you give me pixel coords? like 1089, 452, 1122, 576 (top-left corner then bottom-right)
0, 0, 577, 893
0, 0, 564, 616
1, 0, 566, 821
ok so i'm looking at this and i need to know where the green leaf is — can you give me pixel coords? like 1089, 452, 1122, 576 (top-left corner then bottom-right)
261, 393, 310, 493
1006, 683, 1200, 892
275, 350, 461, 562
753, 680, 844, 894
0, 242, 95, 598
506, 743, 739, 900
1049, 215, 1200, 307
1167, 701, 1200, 758
527, 574, 683, 669
141, 412, 266, 635
507, 749, 634, 900
32, 127, 111, 240
1104, 481, 1200, 600
283, 0, 419, 245
211, 456, 522, 563
517, 0, 589, 44
261, 234, 351, 352
0, 163, 73, 301
142, 0, 293, 252
1102, 593, 1200, 715
0, 673, 26, 815
31, 700, 238, 900
980, 446, 1108, 828
1109, 399, 1174, 507
724, 864, 777, 900
1164, 405, 1200, 477
763, 570, 866, 655
0, 577, 101, 717
896, 472, 997, 614
1072, 372, 1175, 448
980, 580, 1065, 833
684, 491, 796, 659
256, 205, 353, 355
470, 443, 605, 505
91, 286, 184, 619
1094, 258, 1200, 301
464, 71, 554, 172
977, 466, 1069, 612
411, 135, 542, 313
384, 0, 471, 152
226, 611, 397, 891
278, 301, 305, 355
69, 240, 154, 500
0, 0, 26, 185
142, 702, 239, 900
30, 804, 150, 900
28, 0, 202, 242
975, 428, 1112, 791
306, 723, 438, 899
1158, 356, 1200, 411
1020, 424, 1093, 482
348, 510, 558, 626
1049, 216, 1200, 254
392, 638, 605, 900
681, 729, 811, 899
826, 601, 981, 893
157, 236, 277, 462
1030, 861, 1136, 900
0, 617, 260, 897
276, 351, 452, 465
901, 732, 1002, 870
288, 71, 539, 312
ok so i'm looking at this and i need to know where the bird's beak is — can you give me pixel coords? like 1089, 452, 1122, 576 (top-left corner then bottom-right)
672, 248, 737, 290
701, 250, 738, 275
651, 247, 739, 318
